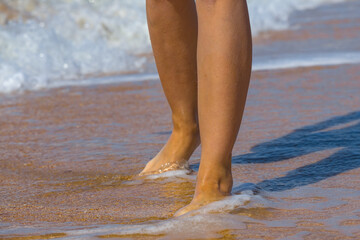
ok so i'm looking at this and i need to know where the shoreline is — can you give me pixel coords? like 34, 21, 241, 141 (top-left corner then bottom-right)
1, 62, 359, 230
1, 1, 360, 239
1, 1, 360, 95
1, 50, 360, 97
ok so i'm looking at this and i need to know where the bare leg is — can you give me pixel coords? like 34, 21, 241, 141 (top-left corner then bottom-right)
175, 0, 252, 215
140, 0, 200, 175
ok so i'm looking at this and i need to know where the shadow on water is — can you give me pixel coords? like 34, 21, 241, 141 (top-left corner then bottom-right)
232, 111, 360, 192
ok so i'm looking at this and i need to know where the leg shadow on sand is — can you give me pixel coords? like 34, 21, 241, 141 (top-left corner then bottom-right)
232, 111, 360, 192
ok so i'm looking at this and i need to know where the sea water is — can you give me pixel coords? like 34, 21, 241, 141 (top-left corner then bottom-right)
1, 1, 360, 239
0, 0, 353, 93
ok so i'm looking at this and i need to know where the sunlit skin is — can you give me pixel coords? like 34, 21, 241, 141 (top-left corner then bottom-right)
140, 0, 252, 216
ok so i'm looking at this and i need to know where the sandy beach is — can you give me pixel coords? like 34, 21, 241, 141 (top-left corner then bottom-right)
1, 1, 360, 239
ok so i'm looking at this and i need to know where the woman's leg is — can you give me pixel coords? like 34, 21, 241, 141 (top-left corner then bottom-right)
140, 0, 199, 175
175, 0, 252, 215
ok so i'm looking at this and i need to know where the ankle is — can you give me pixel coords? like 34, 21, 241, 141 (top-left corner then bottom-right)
198, 152, 232, 177
171, 114, 199, 137
196, 163, 233, 196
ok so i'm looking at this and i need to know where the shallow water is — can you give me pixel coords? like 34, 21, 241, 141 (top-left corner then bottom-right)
1, 1, 360, 239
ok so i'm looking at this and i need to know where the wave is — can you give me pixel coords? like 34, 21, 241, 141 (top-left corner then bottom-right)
0, 0, 348, 93
41, 51, 360, 90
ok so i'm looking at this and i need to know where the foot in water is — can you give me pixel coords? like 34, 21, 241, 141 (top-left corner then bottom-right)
139, 126, 200, 176
174, 165, 233, 216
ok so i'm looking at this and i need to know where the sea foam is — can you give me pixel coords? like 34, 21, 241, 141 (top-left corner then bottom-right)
64, 192, 256, 239
0, 0, 348, 93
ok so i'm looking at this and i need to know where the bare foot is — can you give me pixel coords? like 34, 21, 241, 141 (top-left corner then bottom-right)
174, 166, 233, 216
139, 127, 200, 176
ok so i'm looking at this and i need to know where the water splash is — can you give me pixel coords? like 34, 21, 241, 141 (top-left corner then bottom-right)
0, 0, 348, 93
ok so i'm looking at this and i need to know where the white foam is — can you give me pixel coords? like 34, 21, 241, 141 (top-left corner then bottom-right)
64, 215, 244, 240
247, 0, 346, 35
185, 194, 252, 216
46, 73, 159, 88
64, 193, 254, 239
121, 169, 195, 186
253, 51, 360, 71
144, 169, 195, 180
0, 0, 149, 93
31, 50, 360, 90
0, 0, 348, 93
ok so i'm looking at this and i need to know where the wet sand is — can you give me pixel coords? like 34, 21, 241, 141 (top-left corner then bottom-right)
1, 1, 360, 239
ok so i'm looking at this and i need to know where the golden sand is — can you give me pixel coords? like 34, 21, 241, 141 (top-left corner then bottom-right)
1, 1, 360, 239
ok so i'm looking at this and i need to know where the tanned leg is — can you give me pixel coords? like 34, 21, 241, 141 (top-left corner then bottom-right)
140, 0, 200, 175
175, 0, 252, 215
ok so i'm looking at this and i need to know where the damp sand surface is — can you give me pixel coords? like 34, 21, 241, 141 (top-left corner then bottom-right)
1, 1, 360, 240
